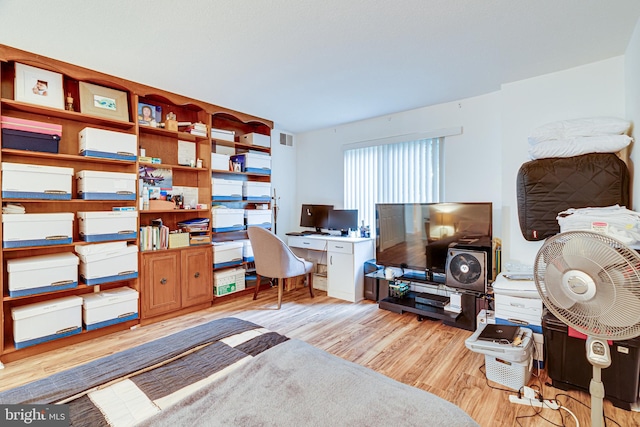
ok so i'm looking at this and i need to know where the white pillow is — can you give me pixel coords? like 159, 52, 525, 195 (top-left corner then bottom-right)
528, 134, 632, 160
528, 117, 631, 145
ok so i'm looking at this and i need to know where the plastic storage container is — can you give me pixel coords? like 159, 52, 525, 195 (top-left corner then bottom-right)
12, 296, 83, 349
2, 213, 73, 248
543, 312, 640, 410
7, 252, 79, 297
2, 162, 72, 200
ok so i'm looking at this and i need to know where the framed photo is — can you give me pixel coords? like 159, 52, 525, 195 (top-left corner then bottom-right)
79, 82, 130, 122
14, 63, 64, 110
138, 102, 162, 128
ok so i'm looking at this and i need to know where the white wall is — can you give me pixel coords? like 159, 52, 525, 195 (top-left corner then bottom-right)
293, 57, 627, 270
626, 18, 640, 208
270, 128, 297, 238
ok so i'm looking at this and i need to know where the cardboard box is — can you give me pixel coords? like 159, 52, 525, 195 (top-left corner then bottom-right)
211, 153, 231, 171
240, 132, 271, 148
3, 213, 73, 248
77, 211, 137, 242
12, 296, 83, 349
7, 252, 79, 297
1, 116, 61, 153
82, 286, 139, 330
75, 242, 138, 286
230, 153, 271, 175
212, 178, 242, 201
211, 208, 245, 232
214, 267, 246, 296
79, 127, 137, 161
2, 162, 72, 200
211, 128, 235, 142
212, 241, 243, 268
242, 181, 271, 201
245, 210, 272, 228
76, 170, 137, 200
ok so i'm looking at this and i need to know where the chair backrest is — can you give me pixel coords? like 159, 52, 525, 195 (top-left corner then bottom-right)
247, 226, 306, 279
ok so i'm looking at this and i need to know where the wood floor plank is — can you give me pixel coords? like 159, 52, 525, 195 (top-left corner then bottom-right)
0, 287, 638, 427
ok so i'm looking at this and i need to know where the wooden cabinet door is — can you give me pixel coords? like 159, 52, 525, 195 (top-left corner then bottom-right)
141, 251, 181, 318
181, 247, 213, 307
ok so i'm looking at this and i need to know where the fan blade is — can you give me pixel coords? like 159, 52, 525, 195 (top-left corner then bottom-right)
599, 285, 640, 329
543, 262, 575, 309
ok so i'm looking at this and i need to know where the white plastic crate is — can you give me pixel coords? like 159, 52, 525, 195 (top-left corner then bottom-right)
213, 267, 246, 296
12, 296, 83, 349
77, 211, 137, 242
212, 178, 242, 201
82, 286, 139, 330
79, 127, 137, 161
211, 208, 245, 232
7, 252, 79, 297
3, 213, 73, 248
485, 353, 533, 391
76, 170, 137, 200
2, 162, 73, 200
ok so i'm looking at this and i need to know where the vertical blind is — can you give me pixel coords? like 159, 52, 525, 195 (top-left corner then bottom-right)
344, 138, 442, 234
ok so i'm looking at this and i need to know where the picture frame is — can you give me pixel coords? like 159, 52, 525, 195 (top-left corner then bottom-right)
138, 102, 162, 128
14, 63, 64, 110
79, 82, 130, 122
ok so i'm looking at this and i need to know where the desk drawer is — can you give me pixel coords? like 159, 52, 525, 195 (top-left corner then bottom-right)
288, 236, 326, 251
328, 241, 353, 254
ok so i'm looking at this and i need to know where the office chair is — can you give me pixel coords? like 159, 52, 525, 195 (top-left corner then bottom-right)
247, 226, 314, 309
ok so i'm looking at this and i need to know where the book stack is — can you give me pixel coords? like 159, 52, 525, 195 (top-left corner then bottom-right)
140, 224, 169, 251
177, 217, 211, 245
181, 122, 207, 137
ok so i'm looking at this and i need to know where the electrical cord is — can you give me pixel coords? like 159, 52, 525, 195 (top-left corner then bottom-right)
553, 393, 622, 427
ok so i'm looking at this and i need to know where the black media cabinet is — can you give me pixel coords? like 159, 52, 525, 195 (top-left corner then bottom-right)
370, 272, 479, 331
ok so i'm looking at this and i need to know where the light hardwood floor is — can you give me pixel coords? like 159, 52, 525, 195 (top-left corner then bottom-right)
1, 287, 638, 427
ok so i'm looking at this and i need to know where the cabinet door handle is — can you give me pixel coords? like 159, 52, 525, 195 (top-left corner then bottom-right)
194, 272, 200, 278
330, 255, 333, 265
160, 278, 167, 285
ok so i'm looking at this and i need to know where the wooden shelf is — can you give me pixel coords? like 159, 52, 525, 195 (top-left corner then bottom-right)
139, 162, 207, 172
1, 148, 136, 165
3, 280, 135, 302
139, 208, 209, 214
2, 238, 137, 252
139, 125, 208, 142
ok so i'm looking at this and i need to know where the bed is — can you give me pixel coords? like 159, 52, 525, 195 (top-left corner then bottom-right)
0, 317, 479, 426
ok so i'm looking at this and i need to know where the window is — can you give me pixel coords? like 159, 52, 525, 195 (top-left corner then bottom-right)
344, 138, 443, 234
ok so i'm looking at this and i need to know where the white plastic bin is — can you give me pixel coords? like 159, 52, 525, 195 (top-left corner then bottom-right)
212, 241, 243, 268
79, 127, 137, 161
212, 178, 242, 201
213, 267, 246, 296
230, 153, 271, 175
2, 162, 73, 200
211, 153, 231, 171
12, 296, 83, 349
242, 181, 271, 201
76, 170, 137, 200
77, 211, 138, 242
7, 252, 79, 297
211, 208, 245, 232
3, 213, 73, 248
82, 286, 139, 330
75, 241, 139, 285
245, 210, 272, 228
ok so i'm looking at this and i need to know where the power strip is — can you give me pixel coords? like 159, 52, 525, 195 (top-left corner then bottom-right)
509, 395, 560, 410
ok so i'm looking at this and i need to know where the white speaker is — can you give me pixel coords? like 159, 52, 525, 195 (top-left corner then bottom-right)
445, 248, 487, 293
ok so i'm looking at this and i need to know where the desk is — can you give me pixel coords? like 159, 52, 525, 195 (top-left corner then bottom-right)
287, 235, 374, 303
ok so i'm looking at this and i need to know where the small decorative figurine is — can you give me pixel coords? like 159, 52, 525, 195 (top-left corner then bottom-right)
165, 111, 178, 131
65, 93, 74, 111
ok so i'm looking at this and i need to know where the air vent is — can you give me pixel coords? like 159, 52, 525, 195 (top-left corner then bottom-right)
279, 132, 293, 146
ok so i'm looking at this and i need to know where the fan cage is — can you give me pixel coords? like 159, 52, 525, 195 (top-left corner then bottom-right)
535, 231, 640, 341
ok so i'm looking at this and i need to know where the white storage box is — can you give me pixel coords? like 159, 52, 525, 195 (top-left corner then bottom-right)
212, 241, 243, 268
3, 213, 73, 248
212, 178, 242, 201
82, 286, 139, 330
245, 210, 272, 228
236, 239, 254, 262
495, 294, 543, 333
492, 272, 538, 298
239, 132, 271, 148
211, 128, 235, 142
76, 170, 136, 200
211, 153, 230, 171
211, 208, 245, 232
213, 267, 246, 296
230, 153, 271, 175
7, 252, 79, 297
75, 241, 139, 285
2, 162, 72, 200
79, 127, 137, 161
242, 181, 271, 201
78, 211, 137, 242
12, 296, 82, 349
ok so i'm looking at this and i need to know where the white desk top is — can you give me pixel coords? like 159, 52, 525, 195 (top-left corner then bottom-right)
286, 233, 373, 243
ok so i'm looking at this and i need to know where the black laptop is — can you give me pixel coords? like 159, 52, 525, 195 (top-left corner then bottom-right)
477, 324, 520, 343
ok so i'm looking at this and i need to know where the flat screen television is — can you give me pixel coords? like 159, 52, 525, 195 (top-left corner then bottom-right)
300, 204, 333, 232
375, 202, 492, 285
328, 209, 358, 236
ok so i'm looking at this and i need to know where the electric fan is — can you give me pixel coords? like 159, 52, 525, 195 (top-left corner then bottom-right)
534, 231, 640, 427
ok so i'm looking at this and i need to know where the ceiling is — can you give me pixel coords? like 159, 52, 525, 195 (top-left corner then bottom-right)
1, 1, 640, 133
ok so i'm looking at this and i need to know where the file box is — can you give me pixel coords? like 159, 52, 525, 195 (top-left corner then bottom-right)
211, 128, 235, 142
82, 286, 139, 330
212, 178, 242, 201
212, 241, 243, 268
77, 211, 138, 242
3, 213, 73, 248
213, 267, 246, 296
495, 294, 543, 334
230, 153, 271, 175
7, 252, 79, 297
12, 296, 83, 349
239, 132, 271, 148
1, 116, 62, 153
211, 208, 245, 232
236, 238, 254, 262
79, 127, 137, 161
76, 170, 137, 200
242, 181, 271, 201
245, 210, 272, 228
2, 162, 73, 200
75, 242, 139, 285
211, 153, 231, 171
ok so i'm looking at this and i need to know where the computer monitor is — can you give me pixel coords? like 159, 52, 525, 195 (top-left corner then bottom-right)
300, 204, 333, 232
328, 209, 358, 236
